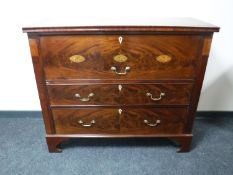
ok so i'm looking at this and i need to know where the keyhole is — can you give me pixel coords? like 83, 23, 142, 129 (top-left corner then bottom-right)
118, 84, 122, 92
118, 109, 122, 115
119, 36, 123, 44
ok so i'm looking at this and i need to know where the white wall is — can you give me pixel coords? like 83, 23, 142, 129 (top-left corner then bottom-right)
0, 0, 232, 111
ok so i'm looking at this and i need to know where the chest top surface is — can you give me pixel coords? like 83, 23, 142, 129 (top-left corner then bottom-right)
22, 18, 219, 33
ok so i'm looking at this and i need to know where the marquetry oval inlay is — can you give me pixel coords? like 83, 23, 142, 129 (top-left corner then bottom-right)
156, 55, 172, 63
113, 54, 128, 63
69, 55, 86, 63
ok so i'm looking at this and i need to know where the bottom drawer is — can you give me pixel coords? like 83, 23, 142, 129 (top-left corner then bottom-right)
52, 109, 119, 134
120, 108, 188, 134
52, 108, 188, 134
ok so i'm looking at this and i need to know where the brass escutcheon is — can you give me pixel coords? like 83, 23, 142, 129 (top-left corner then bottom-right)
69, 55, 86, 63
156, 55, 172, 63
113, 54, 128, 62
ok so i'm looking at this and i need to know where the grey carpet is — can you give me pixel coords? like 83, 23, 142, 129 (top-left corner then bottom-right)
0, 112, 233, 175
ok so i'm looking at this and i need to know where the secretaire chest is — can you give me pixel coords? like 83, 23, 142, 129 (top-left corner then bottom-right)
23, 18, 219, 152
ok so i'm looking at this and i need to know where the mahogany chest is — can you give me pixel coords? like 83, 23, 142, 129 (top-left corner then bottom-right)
23, 19, 219, 152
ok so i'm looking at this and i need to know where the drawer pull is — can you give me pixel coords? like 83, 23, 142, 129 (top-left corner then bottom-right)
74, 93, 95, 102
78, 120, 95, 127
146, 92, 165, 101
144, 119, 161, 127
111, 66, 130, 75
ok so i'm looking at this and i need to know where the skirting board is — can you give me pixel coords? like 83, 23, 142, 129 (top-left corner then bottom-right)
0, 111, 232, 118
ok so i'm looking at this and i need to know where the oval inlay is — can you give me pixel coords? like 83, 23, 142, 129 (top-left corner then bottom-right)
156, 55, 172, 63
113, 54, 128, 62
69, 55, 86, 63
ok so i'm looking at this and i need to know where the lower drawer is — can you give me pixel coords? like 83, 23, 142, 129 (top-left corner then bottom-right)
52, 108, 119, 134
47, 83, 192, 106
120, 108, 188, 134
52, 108, 188, 134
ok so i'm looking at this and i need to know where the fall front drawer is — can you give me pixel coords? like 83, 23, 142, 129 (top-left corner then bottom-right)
41, 35, 202, 80
47, 83, 193, 106
52, 108, 188, 134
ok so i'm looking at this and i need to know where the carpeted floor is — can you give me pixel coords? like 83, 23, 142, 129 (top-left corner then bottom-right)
0, 112, 232, 175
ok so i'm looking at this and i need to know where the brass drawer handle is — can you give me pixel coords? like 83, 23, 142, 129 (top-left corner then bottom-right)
146, 92, 165, 101
78, 120, 95, 127
144, 119, 161, 127
111, 66, 130, 75
74, 93, 95, 102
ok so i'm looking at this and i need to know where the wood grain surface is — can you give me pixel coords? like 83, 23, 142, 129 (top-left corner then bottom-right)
52, 107, 188, 135
120, 107, 188, 134
47, 83, 193, 106
41, 35, 202, 80
52, 108, 120, 134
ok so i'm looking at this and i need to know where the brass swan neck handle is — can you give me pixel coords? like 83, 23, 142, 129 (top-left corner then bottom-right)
111, 66, 130, 75
146, 92, 165, 101
75, 93, 95, 102
78, 120, 95, 127
144, 119, 161, 127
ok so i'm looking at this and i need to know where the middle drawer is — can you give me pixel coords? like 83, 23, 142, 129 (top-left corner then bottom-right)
47, 83, 193, 106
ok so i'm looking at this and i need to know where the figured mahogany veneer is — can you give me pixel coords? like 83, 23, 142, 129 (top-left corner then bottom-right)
47, 83, 193, 106
52, 107, 187, 134
41, 35, 202, 80
120, 108, 188, 134
52, 108, 119, 134
23, 19, 219, 153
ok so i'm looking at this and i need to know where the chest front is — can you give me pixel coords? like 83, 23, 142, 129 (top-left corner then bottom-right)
23, 21, 219, 153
